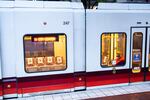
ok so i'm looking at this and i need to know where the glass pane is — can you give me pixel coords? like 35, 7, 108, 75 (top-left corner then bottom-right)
24, 34, 67, 73
132, 32, 143, 73
101, 33, 126, 67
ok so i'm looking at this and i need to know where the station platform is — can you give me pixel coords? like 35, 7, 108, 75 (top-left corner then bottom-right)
14, 82, 150, 100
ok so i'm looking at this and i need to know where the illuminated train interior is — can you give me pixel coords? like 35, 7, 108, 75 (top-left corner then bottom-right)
0, 1, 150, 99
24, 34, 67, 72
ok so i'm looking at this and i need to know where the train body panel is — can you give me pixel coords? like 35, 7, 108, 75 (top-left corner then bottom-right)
1, 1, 150, 99
86, 5, 150, 88
14, 8, 74, 97
0, 1, 84, 98
73, 5, 85, 73
0, 8, 17, 98
73, 5, 85, 90
14, 8, 74, 77
0, 9, 16, 78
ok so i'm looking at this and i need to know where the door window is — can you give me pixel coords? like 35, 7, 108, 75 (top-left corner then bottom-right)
132, 32, 143, 73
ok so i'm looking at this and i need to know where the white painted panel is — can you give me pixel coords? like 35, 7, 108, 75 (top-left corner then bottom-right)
86, 10, 131, 72
0, 8, 16, 78
0, 21, 2, 79
71, 2, 84, 9
73, 8, 85, 72
129, 4, 150, 10
14, 1, 43, 8
98, 3, 129, 10
14, 8, 74, 77
98, 3, 150, 10
44, 1, 71, 9
0, 57, 1, 79
86, 9, 150, 72
0, 1, 14, 8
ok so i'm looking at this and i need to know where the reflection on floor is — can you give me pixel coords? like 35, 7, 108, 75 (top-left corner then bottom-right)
88, 92, 150, 100
15, 82, 150, 100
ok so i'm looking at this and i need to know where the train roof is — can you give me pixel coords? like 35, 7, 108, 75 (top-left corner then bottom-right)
98, 3, 150, 10
0, 1, 84, 9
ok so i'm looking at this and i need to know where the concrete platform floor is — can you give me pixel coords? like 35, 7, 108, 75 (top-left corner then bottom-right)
11, 82, 150, 100
88, 92, 150, 100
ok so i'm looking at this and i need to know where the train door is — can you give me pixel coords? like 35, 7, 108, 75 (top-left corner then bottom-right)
145, 28, 150, 81
130, 28, 146, 82
0, 53, 2, 99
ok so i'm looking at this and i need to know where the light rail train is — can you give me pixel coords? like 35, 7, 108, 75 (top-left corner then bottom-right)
0, 1, 150, 99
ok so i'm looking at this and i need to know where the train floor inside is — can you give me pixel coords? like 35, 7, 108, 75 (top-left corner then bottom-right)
12, 82, 150, 100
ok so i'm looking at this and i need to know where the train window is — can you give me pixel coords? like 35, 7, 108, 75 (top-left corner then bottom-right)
24, 34, 67, 73
132, 32, 143, 73
101, 33, 126, 67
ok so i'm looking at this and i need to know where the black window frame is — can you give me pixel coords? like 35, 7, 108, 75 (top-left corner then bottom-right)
23, 33, 67, 73
132, 32, 143, 70
100, 32, 127, 68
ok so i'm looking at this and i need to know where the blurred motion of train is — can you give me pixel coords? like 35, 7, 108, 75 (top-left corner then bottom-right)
0, 1, 150, 99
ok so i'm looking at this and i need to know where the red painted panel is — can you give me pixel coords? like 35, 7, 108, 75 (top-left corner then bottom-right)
0, 80, 3, 96
3, 79, 17, 95
145, 68, 150, 81
3, 88, 17, 95
22, 83, 73, 94
74, 82, 85, 87
17, 73, 74, 94
86, 69, 129, 87
74, 72, 86, 87
4, 69, 144, 95
18, 73, 74, 88
18, 78, 73, 88
130, 68, 144, 82
18, 88, 22, 94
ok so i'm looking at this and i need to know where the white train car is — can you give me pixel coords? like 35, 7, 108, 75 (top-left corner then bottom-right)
1, 1, 150, 99
0, 1, 85, 99
86, 3, 150, 89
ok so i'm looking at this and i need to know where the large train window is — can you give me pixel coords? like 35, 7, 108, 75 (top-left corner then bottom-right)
24, 34, 67, 73
101, 33, 126, 67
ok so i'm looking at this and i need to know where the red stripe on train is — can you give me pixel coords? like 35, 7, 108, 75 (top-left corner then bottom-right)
21, 83, 73, 94
130, 68, 144, 82
130, 72, 144, 82
2, 69, 147, 96
86, 69, 129, 87
74, 72, 86, 87
17, 73, 74, 94
3, 79, 17, 95
145, 68, 150, 81
0, 81, 2, 96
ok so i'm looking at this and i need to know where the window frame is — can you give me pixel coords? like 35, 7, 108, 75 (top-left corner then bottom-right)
23, 33, 68, 73
132, 32, 143, 69
100, 32, 127, 68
